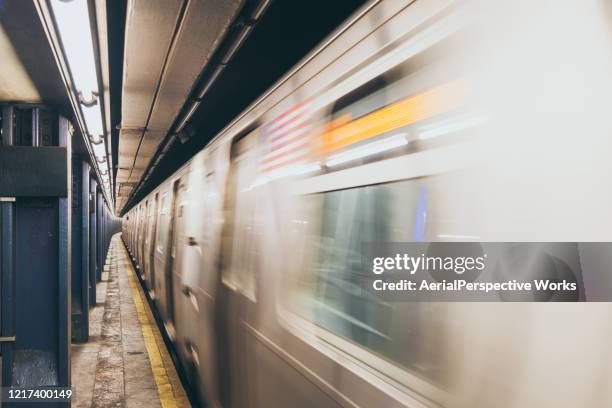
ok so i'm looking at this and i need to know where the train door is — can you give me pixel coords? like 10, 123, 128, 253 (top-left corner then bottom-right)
145, 194, 159, 295
153, 189, 171, 320
133, 207, 138, 262
165, 177, 184, 337
174, 158, 210, 405
216, 131, 261, 408
139, 200, 148, 277
134, 207, 140, 248
131, 210, 136, 247
138, 204, 146, 268
131, 210, 136, 249
130, 207, 136, 250
143, 199, 153, 285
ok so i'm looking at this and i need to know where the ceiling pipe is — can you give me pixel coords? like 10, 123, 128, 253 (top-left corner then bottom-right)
173, 0, 271, 136
124, 0, 272, 213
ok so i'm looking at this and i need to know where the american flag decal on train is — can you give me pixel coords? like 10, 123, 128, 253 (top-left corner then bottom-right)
260, 99, 314, 173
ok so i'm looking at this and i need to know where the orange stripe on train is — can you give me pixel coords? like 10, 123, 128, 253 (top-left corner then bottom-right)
318, 80, 469, 155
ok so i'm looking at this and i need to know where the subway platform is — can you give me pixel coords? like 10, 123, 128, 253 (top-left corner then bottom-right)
71, 234, 190, 408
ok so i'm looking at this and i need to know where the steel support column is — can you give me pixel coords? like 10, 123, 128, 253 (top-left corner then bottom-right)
0, 105, 71, 408
89, 178, 98, 307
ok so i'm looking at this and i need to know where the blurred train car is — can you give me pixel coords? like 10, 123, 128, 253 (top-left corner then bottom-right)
123, 0, 612, 407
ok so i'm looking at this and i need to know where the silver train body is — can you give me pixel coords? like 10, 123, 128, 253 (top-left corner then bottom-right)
123, 0, 612, 406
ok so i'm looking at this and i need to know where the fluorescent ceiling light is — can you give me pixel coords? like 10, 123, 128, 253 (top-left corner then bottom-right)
50, 0, 98, 99
92, 142, 106, 159
326, 133, 408, 167
50, 0, 112, 204
82, 103, 103, 137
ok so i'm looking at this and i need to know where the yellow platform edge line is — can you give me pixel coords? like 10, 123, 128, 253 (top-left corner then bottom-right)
118, 239, 191, 408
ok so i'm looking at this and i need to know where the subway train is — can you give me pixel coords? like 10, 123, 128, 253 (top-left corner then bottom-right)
123, 0, 612, 407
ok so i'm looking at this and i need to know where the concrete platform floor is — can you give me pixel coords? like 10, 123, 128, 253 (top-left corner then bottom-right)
71, 234, 190, 407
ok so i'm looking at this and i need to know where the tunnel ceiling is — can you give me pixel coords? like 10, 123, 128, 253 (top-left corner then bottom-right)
116, 0, 368, 215
0, 1, 71, 112
115, 0, 244, 212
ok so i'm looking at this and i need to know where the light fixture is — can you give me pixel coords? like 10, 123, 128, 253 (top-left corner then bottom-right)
50, 0, 98, 100
92, 141, 105, 154
325, 133, 408, 167
78, 90, 99, 107
50, 0, 112, 204
82, 104, 104, 139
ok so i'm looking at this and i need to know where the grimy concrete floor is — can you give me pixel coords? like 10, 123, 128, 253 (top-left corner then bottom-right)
71, 234, 190, 408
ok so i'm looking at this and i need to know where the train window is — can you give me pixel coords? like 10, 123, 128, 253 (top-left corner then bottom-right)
156, 193, 169, 253
143, 201, 150, 242
221, 134, 260, 300
331, 76, 387, 122
318, 39, 474, 175
285, 176, 472, 386
148, 194, 159, 254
